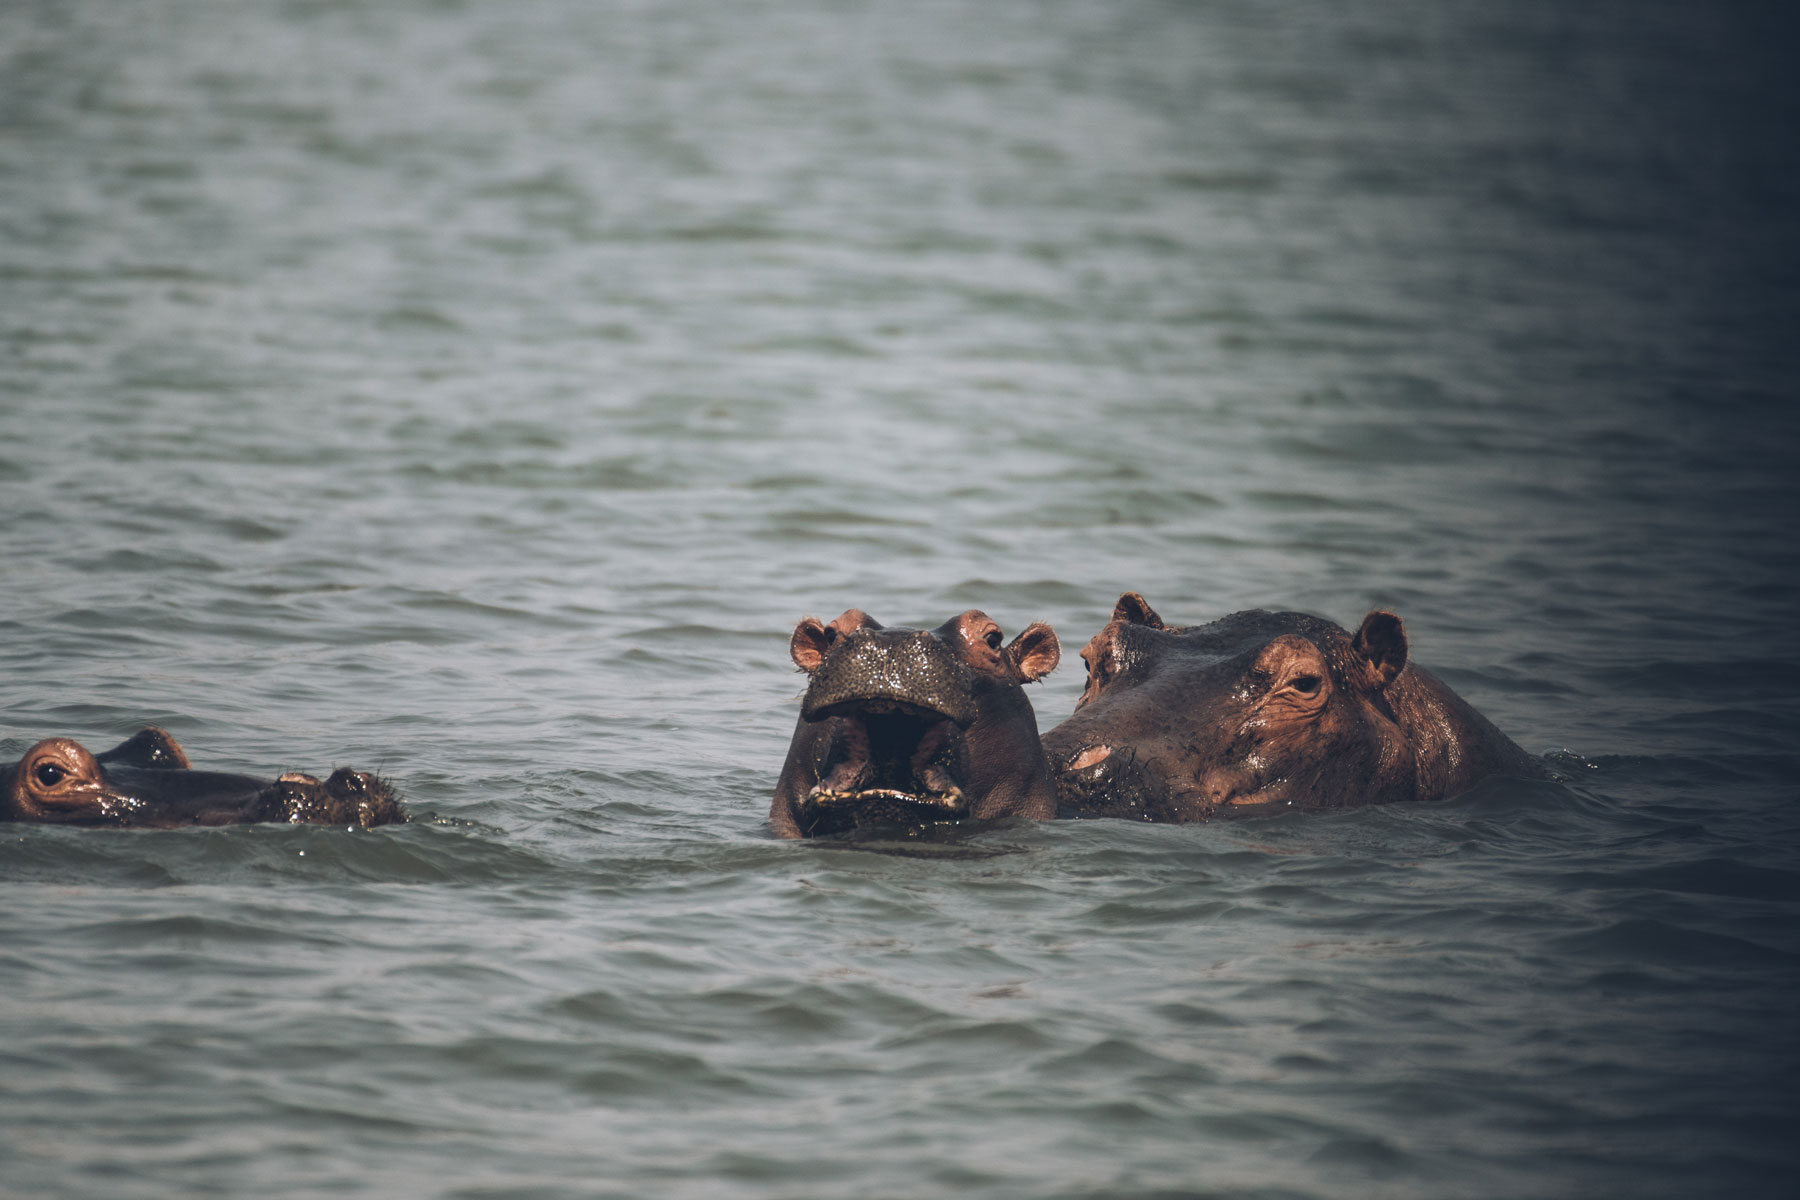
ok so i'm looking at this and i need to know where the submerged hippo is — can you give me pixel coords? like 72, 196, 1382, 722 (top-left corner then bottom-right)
771, 609, 1061, 838
1, 727, 405, 828
1043, 593, 1546, 821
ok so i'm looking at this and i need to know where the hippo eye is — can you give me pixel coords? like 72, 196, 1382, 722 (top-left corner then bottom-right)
984, 629, 1003, 651
33, 762, 67, 787
1288, 674, 1322, 697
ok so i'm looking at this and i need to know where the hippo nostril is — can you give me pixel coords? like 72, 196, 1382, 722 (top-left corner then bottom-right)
322, 767, 366, 796
1068, 745, 1112, 771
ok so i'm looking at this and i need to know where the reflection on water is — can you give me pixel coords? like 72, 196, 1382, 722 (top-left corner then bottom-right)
2, 1, 1797, 1197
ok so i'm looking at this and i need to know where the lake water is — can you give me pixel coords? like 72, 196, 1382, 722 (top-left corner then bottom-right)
3, 1, 1798, 1196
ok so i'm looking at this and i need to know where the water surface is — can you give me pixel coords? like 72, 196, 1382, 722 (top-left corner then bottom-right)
3, 1, 1797, 1196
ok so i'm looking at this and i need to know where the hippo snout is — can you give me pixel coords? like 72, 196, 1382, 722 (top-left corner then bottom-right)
1050, 740, 1168, 821
256, 768, 404, 828
800, 629, 979, 727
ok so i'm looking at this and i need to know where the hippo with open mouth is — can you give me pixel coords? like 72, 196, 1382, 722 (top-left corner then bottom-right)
1, 727, 405, 828
1042, 593, 1547, 822
771, 609, 1061, 838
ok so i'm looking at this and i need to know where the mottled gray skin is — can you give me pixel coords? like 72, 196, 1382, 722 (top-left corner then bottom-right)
772, 609, 1061, 838
1043, 594, 1547, 822
1, 727, 406, 828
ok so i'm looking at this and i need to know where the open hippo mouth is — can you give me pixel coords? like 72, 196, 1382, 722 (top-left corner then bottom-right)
797, 696, 971, 837
773, 608, 1062, 840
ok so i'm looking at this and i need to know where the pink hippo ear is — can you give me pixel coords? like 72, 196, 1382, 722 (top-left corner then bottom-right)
790, 618, 833, 673
1112, 592, 1164, 629
1352, 611, 1408, 688
1006, 622, 1061, 683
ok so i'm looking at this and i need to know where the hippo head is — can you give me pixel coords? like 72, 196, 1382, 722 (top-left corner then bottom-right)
771, 609, 1061, 838
1042, 594, 1420, 821
1, 727, 405, 828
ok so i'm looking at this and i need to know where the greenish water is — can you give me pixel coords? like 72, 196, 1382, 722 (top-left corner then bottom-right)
3, 1, 1797, 1196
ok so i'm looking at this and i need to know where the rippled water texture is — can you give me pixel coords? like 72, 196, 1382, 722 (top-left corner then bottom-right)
3, 1, 1798, 1196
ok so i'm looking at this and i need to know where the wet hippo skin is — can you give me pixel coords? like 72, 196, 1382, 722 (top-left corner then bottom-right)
771, 609, 1061, 838
1, 727, 405, 828
1043, 593, 1547, 822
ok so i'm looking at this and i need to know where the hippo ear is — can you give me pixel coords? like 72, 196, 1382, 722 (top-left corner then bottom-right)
95, 726, 191, 770
790, 618, 834, 674
1112, 592, 1164, 629
1352, 611, 1407, 688
1006, 622, 1061, 683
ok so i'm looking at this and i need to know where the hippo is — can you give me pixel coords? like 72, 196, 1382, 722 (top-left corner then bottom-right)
771, 609, 1062, 838
1, 727, 405, 828
1042, 593, 1547, 821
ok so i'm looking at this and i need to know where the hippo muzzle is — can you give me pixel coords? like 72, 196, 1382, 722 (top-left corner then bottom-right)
799, 629, 980, 727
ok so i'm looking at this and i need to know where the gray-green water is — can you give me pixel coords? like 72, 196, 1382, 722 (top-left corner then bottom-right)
3, 1, 1797, 1196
